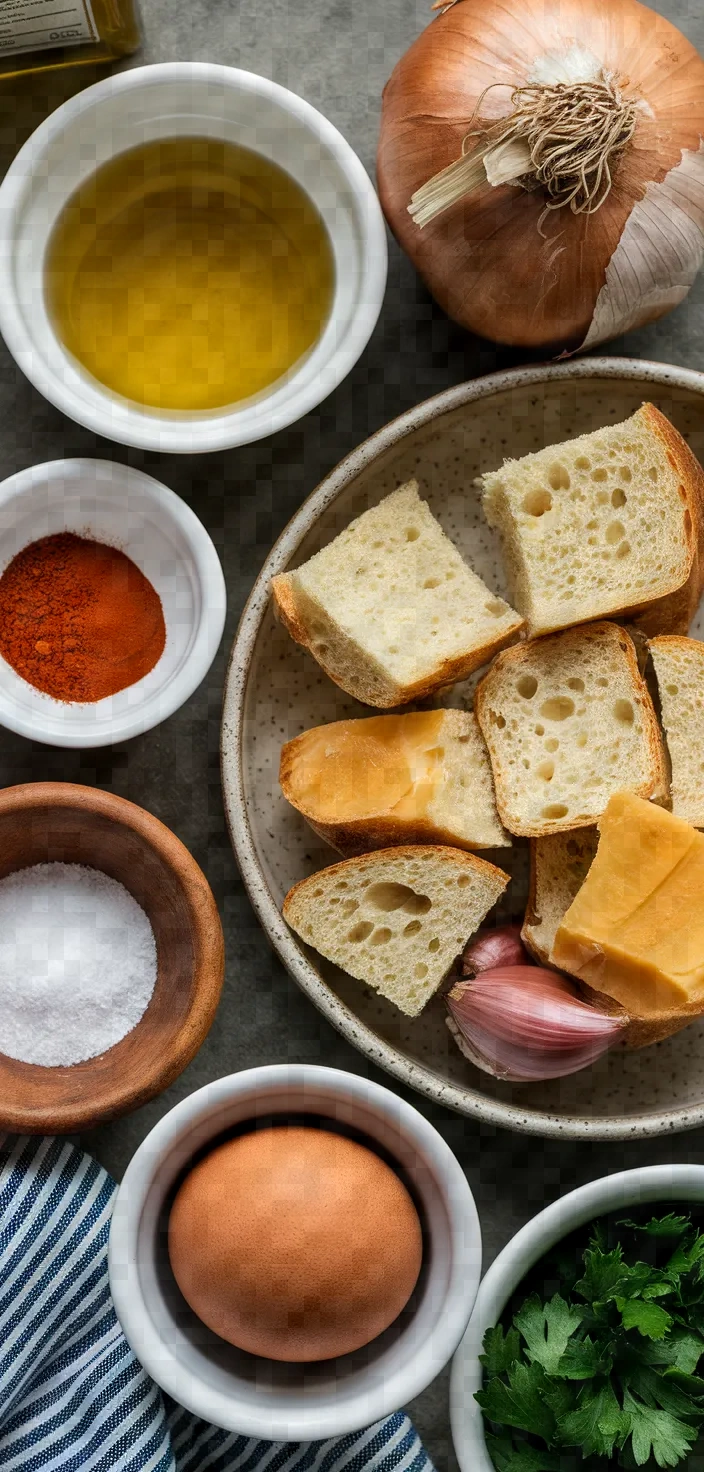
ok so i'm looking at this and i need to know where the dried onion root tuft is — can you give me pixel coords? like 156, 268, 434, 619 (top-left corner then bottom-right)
409, 74, 640, 228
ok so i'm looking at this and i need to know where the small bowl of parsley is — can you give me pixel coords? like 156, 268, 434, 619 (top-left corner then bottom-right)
451, 1166, 704, 1472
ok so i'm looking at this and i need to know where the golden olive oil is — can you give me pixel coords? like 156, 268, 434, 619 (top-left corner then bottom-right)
45, 137, 335, 412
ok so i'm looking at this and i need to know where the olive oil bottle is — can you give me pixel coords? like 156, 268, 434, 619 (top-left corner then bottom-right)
46, 136, 335, 413
0, 0, 139, 78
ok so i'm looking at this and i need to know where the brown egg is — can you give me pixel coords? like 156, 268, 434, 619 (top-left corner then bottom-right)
168, 1125, 423, 1361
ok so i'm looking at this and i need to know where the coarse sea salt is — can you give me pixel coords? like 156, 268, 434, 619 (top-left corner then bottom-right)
0, 862, 157, 1067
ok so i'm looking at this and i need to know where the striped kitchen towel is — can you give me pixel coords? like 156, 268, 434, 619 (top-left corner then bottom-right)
0, 1135, 435, 1472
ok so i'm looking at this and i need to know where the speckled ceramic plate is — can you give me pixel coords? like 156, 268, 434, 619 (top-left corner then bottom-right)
222, 359, 704, 1140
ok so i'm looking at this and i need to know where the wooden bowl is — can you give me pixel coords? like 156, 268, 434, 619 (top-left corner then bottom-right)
0, 782, 224, 1133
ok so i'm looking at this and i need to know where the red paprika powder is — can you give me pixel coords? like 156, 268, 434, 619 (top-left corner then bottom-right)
0, 532, 166, 703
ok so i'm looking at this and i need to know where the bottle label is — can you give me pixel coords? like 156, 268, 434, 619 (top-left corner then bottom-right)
0, 0, 98, 56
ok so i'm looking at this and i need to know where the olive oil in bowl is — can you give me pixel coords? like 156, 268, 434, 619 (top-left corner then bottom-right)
45, 137, 335, 412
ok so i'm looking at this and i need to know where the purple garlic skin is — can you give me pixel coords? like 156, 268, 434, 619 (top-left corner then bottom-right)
447, 964, 628, 1083
462, 924, 529, 978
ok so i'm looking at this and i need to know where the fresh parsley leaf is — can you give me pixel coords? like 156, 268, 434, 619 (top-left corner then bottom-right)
575, 1245, 627, 1304
620, 1299, 673, 1340
513, 1294, 584, 1376
665, 1244, 699, 1281
639, 1332, 704, 1374
622, 1362, 700, 1419
481, 1324, 522, 1376
642, 1280, 676, 1300
559, 1382, 625, 1458
558, 1334, 612, 1380
620, 1215, 692, 1240
542, 1379, 578, 1423
476, 1361, 557, 1443
485, 1435, 560, 1472
621, 1391, 697, 1468
613, 1261, 673, 1303
660, 1369, 704, 1400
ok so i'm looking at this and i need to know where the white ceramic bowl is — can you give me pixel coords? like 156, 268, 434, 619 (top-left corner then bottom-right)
108, 1064, 481, 1440
0, 458, 226, 747
0, 63, 387, 454
450, 1163, 704, 1472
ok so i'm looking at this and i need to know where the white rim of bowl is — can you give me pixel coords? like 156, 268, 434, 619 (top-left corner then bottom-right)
450, 1163, 704, 1472
0, 458, 226, 747
221, 355, 704, 1141
0, 63, 388, 453
108, 1063, 481, 1439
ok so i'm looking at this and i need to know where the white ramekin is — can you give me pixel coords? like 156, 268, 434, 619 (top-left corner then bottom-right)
0, 63, 387, 454
108, 1064, 481, 1440
451, 1164, 704, 1472
0, 458, 226, 747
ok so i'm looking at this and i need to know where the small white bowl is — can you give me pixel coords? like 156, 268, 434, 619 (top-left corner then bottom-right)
0, 458, 226, 747
450, 1164, 704, 1472
108, 1064, 481, 1440
0, 63, 387, 454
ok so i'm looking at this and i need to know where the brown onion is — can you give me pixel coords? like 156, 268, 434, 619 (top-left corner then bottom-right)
377, 0, 704, 351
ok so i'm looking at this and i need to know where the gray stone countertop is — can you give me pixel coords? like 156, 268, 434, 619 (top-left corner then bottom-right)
2, 0, 704, 1464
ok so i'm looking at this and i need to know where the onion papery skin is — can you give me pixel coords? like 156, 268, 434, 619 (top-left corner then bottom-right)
377, 0, 704, 349
447, 965, 626, 1081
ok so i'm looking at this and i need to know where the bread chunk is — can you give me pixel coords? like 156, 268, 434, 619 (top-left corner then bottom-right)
650, 635, 704, 826
481, 404, 704, 638
280, 708, 508, 855
283, 845, 508, 1016
475, 622, 667, 836
272, 481, 523, 708
522, 828, 598, 964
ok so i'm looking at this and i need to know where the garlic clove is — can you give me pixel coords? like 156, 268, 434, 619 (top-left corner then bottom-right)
461, 924, 529, 977
447, 964, 627, 1082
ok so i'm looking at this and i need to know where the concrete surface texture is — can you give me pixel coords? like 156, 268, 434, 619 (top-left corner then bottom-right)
1, 0, 704, 1465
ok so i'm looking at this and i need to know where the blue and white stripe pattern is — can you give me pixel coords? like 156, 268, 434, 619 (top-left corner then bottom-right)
0, 1136, 435, 1472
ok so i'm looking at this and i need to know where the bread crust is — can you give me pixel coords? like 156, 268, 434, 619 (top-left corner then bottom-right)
650, 633, 704, 657
279, 714, 508, 855
575, 977, 696, 1050
286, 809, 502, 857
271, 571, 523, 708
475, 622, 669, 837
648, 634, 704, 825
271, 573, 311, 648
282, 843, 510, 920
522, 838, 549, 964
628, 404, 704, 636
649, 631, 704, 678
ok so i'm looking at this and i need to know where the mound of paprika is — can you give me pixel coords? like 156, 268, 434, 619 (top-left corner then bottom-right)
0, 532, 166, 703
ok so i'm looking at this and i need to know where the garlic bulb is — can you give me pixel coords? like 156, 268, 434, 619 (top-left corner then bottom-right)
447, 965, 626, 1081
461, 924, 529, 977
377, 0, 704, 350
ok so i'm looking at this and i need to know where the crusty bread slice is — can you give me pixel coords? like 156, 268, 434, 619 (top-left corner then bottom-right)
480, 404, 704, 639
650, 636, 704, 826
475, 622, 667, 837
283, 845, 509, 1016
272, 481, 524, 709
522, 828, 599, 965
280, 708, 509, 856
